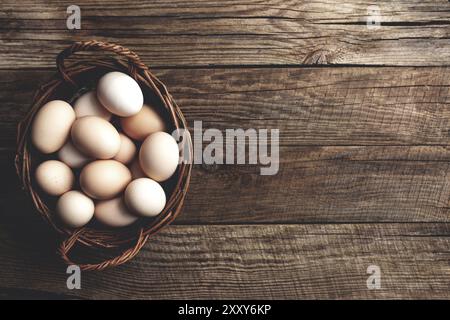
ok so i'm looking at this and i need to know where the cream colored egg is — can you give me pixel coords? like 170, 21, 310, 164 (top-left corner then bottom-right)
129, 157, 146, 179
139, 132, 179, 181
95, 197, 138, 227
58, 140, 90, 168
73, 91, 111, 120
57, 191, 94, 228
35, 160, 74, 196
80, 160, 131, 200
120, 103, 166, 141
97, 72, 143, 117
113, 133, 136, 165
31, 100, 76, 154
124, 178, 166, 217
71, 116, 121, 159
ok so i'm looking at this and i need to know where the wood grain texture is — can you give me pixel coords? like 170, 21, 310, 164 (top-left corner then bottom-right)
184, 145, 450, 223
1, 0, 450, 68
2, 67, 450, 148
3, 146, 450, 224
0, 223, 449, 299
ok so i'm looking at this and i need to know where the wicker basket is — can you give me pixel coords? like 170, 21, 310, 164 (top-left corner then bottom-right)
15, 40, 192, 271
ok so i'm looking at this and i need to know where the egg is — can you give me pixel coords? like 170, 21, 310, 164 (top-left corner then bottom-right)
124, 178, 166, 217
97, 71, 143, 117
71, 116, 121, 159
95, 197, 138, 227
31, 100, 76, 154
35, 160, 74, 196
73, 91, 111, 121
57, 191, 94, 228
139, 132, 179, 181
120, 103, 166, 140
58, 140, 90, 168
113, 133, 136, 165
80, 160, 131, 200
129, 157, 146, 179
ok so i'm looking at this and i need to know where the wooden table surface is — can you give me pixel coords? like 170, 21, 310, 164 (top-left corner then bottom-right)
1, 0, 450, 299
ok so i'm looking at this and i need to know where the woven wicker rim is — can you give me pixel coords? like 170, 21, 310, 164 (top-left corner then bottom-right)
14, 40, 193, 271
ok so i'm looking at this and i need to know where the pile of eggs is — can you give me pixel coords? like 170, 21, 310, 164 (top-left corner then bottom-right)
31, 71, 179, 228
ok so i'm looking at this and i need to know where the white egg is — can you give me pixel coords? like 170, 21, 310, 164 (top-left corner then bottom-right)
95, 197, 138, 227
113, 133, 136, 165
124, 178, 166, 217
80, 160, 132, 200
139, 132, 179, 182
74, 91, 112, 121
97, 71, 143, 117
57, 191, 94, 228
58, 140, 90, 168
31, 100, 76, 154
71, 116, 121, 159
35, 160, 74, 196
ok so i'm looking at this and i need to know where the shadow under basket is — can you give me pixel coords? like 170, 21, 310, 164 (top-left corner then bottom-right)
15, 40, 193, 271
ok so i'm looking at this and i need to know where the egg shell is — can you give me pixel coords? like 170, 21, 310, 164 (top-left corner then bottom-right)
97, 72, 143, 117
124, 178, 166, 217
113, 133, 136, 165
120, 103, 166, 141
139, 132, 179, 181
57, 191, 94, 228
95, 197, 138, 227
80, 160, 131, 200
74, 91, 112, 120
35, 160, 74, 196
71, 116, 121, 159
129, 157, 146, 179
31, 100, 76, 154
58, 140, 91, 168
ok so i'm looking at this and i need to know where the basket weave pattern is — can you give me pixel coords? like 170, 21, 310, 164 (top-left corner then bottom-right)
15, 41, 192, 271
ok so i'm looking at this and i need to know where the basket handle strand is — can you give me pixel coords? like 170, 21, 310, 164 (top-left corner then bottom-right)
56, 40, 149, 85
59, 228, 149, 271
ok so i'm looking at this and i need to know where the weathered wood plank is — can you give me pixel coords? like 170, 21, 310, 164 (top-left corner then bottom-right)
184, 145, 450, 223
3, 145, 450, 224
0, 223, 449, 299
1, 0, 450, 68
2, 67, 450, 148
3, 0, 449, 21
